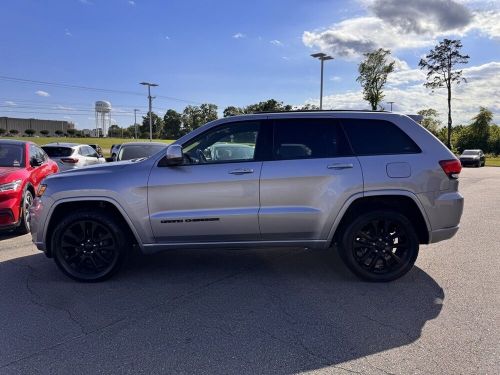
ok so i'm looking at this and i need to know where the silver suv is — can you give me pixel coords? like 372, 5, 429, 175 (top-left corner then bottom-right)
30, 111, 464, 282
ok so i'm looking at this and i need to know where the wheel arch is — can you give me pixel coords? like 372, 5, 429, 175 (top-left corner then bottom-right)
44, 198, 142, 257
328, 191, 431, 245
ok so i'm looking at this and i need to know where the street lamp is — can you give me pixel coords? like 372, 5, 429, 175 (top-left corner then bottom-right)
140, 82, 158, 141
311, 52, 333, 110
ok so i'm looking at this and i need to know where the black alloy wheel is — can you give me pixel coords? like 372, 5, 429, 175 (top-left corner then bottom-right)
339, 210, 419, 282
16, 190, 34, 234
53, 210, 126, 282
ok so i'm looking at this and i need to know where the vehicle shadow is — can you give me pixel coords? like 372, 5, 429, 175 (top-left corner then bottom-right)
0, 231, 22, 241
0, 248, 444, 374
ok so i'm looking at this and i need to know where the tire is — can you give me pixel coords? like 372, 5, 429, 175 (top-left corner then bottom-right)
52, 209, 127, 282
338, 210, 419, 282
16, 190, 34, 235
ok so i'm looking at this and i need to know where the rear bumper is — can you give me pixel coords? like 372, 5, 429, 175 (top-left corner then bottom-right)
418, 190, 464, 244
429, 226, 459, 243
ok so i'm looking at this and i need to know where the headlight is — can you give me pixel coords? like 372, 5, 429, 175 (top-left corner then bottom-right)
0, 179, 22, 192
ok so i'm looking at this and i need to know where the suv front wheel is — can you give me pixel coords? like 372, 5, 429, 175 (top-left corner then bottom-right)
339, 210, 419, 282
52, 209, 126, 282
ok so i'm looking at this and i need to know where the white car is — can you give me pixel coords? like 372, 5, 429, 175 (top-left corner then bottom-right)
42, 143, 106, 171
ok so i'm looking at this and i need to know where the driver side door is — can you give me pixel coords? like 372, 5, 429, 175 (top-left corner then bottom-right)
148, 120, 266, 243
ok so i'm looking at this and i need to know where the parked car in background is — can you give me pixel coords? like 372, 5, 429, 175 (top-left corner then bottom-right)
110, 144, 121, 160
0, 140, 58, 233
88, 144, 104, 157
113, 142, 167, 161
31, 111, 464, 282
459, 149, 485, 167
41, 143, 106, 171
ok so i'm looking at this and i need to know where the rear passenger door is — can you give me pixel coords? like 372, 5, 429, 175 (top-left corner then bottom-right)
259, 118, 363, 241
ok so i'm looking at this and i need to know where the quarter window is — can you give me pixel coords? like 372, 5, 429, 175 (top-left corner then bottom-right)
273, 119, 351, 160
342, 119, 421, 155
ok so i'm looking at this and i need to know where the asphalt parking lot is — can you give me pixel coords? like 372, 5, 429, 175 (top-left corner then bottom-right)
0, 167, 498, 375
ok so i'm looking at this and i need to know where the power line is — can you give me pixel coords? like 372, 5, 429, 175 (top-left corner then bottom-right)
0, 75, 202, 104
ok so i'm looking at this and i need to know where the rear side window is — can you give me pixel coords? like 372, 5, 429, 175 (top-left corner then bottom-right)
342, 119, 421, 155
273, 119, 351, 160
42, 147, 73, 157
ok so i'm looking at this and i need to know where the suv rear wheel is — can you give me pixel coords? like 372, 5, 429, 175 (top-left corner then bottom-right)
339, 210, 419, 282
52, 209, 126, 282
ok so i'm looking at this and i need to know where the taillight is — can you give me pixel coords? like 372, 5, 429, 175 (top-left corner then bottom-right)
60, 158, 79, 164
439, 159, 462, 179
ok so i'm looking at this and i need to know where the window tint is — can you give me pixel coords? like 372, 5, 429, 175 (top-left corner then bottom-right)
183, 121, 259, 164
342, 119, 421, 155
118, 144, 166, 161
0, 144, 25, 167
273, 119, 351, 160
42, 147, 73, 157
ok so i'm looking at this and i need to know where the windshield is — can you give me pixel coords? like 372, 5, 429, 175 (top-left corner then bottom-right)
0, 144, 25, 167
462, 150, 479, 155
42, 146, 73, 157
118, 144, 166, 161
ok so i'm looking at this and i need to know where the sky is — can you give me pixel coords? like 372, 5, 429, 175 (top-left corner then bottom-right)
0, 0, 499, 130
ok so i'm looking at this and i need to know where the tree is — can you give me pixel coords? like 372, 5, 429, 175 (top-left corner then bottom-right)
299, 103, 320, 110
245, 99, 292, 113
40, 130, 49, 136
163, 109, 183, 139
469, 107, 492, 151
107, 124, 121, 138
419, 39, 469, 148
67, 128, 76, 137
140, 112, 164, 139
181, 103, 218, 133
417, 109, 441, 135
223, 106, 244, 117
55, 130, 63, 136
356, 48, 395, 110
9, 129, 19, 135
0, 128, 6, 136
25, 129, 36, 136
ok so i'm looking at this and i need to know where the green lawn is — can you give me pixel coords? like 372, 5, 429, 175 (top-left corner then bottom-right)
485, 157, 500, 167
5, 137, 173, 156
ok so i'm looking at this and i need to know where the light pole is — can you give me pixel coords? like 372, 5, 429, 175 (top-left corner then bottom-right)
311, 52, 333, 110
133, 109, 139, 139
387, 101, 395, 111
140, 82, 158, 141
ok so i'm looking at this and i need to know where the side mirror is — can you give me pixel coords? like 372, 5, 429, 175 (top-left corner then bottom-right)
165, 144, 183, 166
30, 157, 42, 167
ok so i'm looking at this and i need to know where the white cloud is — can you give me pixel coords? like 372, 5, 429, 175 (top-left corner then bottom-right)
232, 33, 246, 39
305, 61, 500, 125
65, 29, 72, 37
302, 1, 499, 59
4, 101, 16, 106
330, 76, 342, 81
282, 56, 290, 61
79, 0, 92, 4
165, 36, 170, 40
35, 90, 50, 97
270, 39, 283, 46
128, 0, 136, 5
54, 104, 75, 110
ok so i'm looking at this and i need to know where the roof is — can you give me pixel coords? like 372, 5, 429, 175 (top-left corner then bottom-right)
42, 142, 81, 147
0, 139, 31, 146
254, 109, 390, 114
119, 142, 168, 147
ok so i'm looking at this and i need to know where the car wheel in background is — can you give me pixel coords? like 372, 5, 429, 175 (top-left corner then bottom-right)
16, 190, 34, 235
338, 210, 419, 282
52, 209, 126, 282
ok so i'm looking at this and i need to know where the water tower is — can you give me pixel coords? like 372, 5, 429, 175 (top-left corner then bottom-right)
95, 101, 112, 137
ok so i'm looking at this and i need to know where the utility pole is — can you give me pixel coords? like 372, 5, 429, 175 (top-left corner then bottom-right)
387, 101, 395, 111
311, 53, 333, 110
140, 82, 158, 141
134, 109, 139, 139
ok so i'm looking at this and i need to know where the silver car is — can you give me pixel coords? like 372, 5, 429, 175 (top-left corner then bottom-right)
42, 143, 106, 171
31, 111, 464, 282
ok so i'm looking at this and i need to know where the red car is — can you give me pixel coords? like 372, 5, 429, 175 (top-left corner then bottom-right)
0, 140, 58, 234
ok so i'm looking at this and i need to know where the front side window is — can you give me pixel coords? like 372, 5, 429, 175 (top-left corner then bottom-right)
273, 119, 351, 160
182, 121, 260, 164
342, 119, 421, 155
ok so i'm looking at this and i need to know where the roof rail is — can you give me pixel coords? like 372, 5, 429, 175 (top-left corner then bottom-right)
254, 109, 390, 114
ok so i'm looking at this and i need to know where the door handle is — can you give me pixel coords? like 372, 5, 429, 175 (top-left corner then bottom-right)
327, 163, 354, 170
229, 168, 254, 175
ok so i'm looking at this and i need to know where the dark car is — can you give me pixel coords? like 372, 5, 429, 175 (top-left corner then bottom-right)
459, 149, 485, 167
110, 144, 121, 160
88, 144, 104, 157
114, 142, 167, 161
0, 140, 58, 233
